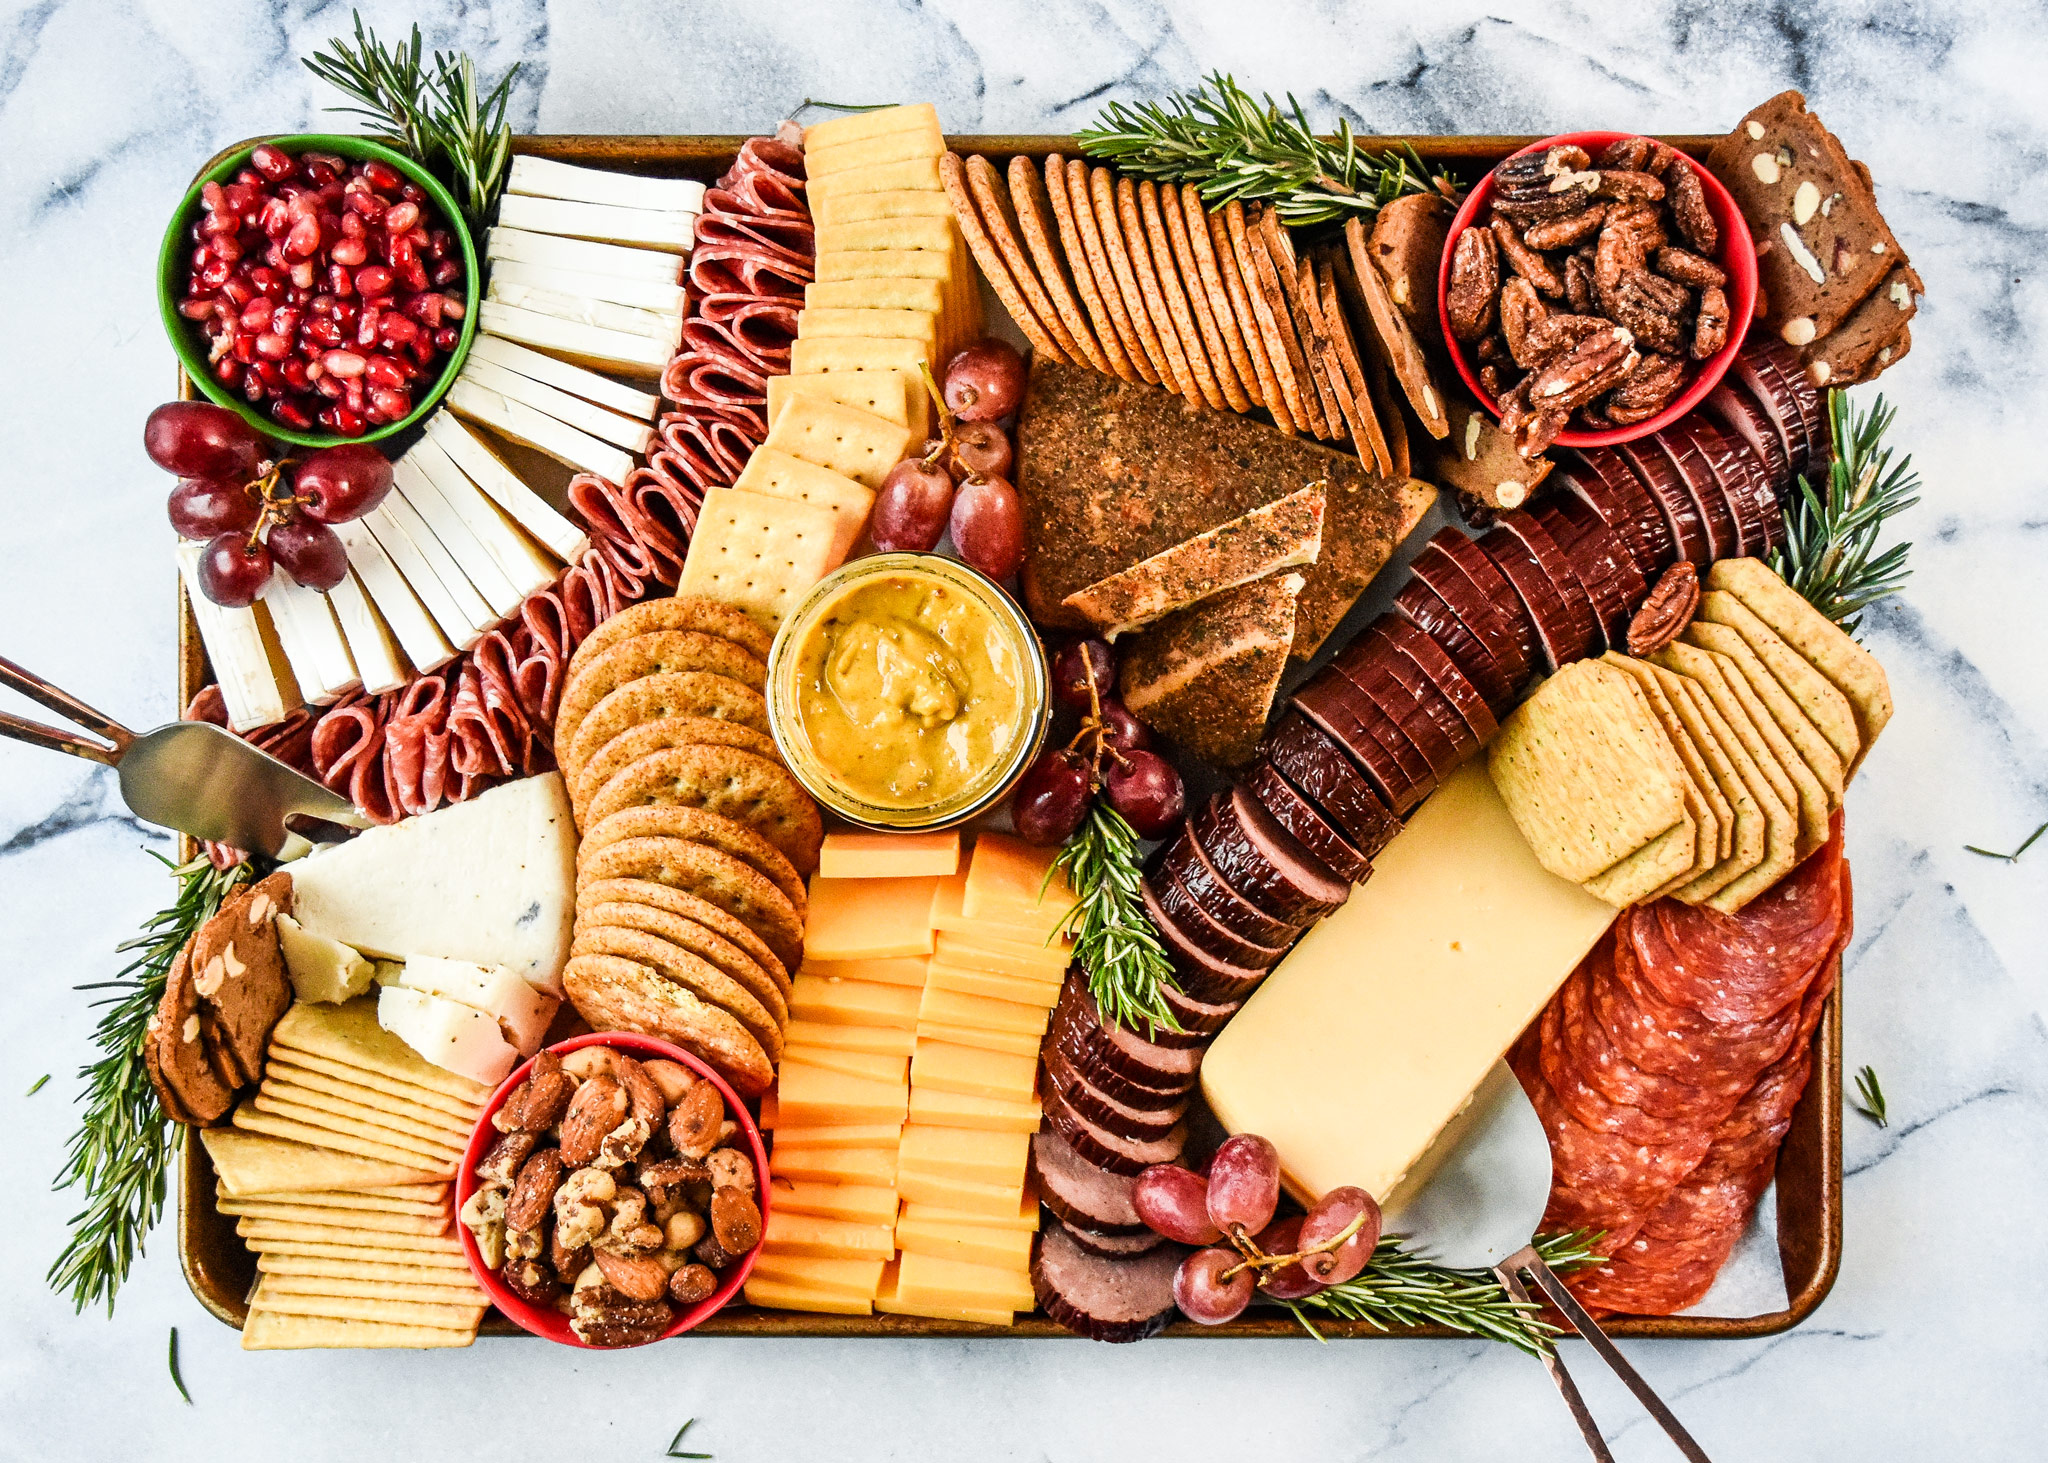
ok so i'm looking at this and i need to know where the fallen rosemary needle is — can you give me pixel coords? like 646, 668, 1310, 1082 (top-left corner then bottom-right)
169, 1326, 191, 1404
665, 1418, 712, 1458
1851, 1065, 1889, 1129
26, 1074, 49, 1096
1965, 821, 2048, 863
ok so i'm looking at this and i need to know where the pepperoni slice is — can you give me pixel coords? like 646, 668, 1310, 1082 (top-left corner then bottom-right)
1561, 942, 1750, 1126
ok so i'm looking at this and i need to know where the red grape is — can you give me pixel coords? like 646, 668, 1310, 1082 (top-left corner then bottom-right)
872, 455, 955, 553
198, 531, 273, 607
942, 339, 1025, 421
145, 401, 264, 480
1206, 1133, 1281, 1235
1097, 698, 1151, 754
1104, 748, 1185, 838
1052, 639, 1116, 711
949, 475, 1025, 581
293, 442, 394, 523
168, 477, 260, 540
1011, 749, 1092, 846
1251, 1215, 1325, 1300
267, 516, 349, 591
1132, 1165, 1221, 1245
1297, 1186, 1382, 1286
1173, 1246, 1254, 1325
948, 419, 1013, 479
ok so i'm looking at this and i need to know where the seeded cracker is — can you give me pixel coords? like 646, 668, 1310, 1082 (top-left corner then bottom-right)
577, 876, 791, 993
569, 715, 781, 819
1224, 201, 1316, 435
582, 743, 824, 874
1694, 588, 1860, 766
1160, 183, 1253, 411
939, 152, 1066, 363
1091, 167, 1181, 392
1064, 159, 1156, 384
554, 630, 769, 768
1201, 193, 1288, 427
576, 836, 806, 971
677, 490, 841, 629
570, 925, 785, 1058
563, 952, 774, 1096
963, 154, 1083, 362
578, 805, 808, 918
1135, 179, 1226, 409
576, 896, 789, 1019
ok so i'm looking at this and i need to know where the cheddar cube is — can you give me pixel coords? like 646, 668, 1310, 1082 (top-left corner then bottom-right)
912, 1042, 1040, 1102
749, 1254, 886, 1301
819, 831, 960, 880
929, 869, 1072, 945
784, 1020, 915, 1057
767, 1122, 903, 1150
797, 956, 930, 988
768, 1144, 899, 1186
789, 976, 921, 1030
776, 1062, 909, 1126
899, 1125, 1031, 1186
918, 986, 1052, 1036
933, 932, 1073, 978
923, 962, 1063, 1008
908, 1085, 1042, 1133
744, 1276, 874, 1315
915, 1022, 1043, 1058
963, 835, 1076, 930
779, 1046, 910, 1085
894, 1248, 1034, 1311
896, 1167, 1025, 1218
769, 1180, 899, 1226
893, 1214, 1034, 1270
764, 1210, 896, 1261
804, 875, 939, 959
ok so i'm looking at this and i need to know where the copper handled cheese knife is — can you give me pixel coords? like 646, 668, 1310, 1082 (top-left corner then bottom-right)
0, 654, 368, 857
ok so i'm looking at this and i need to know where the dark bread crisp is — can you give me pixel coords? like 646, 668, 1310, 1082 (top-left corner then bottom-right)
1365, 192, 1452, 352
1802, 264, 1919, 386
188, 871, 294, 1091
1117, 573, 1301, 769
151, 944, 237, 1126
1261, 710, 1399, 858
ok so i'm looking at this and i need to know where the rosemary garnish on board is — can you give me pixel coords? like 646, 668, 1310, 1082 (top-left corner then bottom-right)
1771, 390, 1919, 637
1048, 803, 1183, 1037
48, 854, 253, 1314
1078, 72, 1449, 227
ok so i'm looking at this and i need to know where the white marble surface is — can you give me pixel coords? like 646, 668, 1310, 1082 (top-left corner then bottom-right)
4, 1, 2047, 1457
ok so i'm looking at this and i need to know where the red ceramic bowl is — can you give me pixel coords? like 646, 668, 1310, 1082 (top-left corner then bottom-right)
1437, 130, 1758, 448
455, 1031, 769, 1347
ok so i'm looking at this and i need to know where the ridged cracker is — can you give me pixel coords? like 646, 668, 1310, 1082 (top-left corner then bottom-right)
1160, 182, 1253, 411
1064, 158, 1156, 383
1136, 178, 1226, 409
578, 803, 807, 917
583, 744, 824, 875
1042, 156, 1137, 381
554, 630, 767, 768
576, 877, 791, 994
560, 672, 771, 793
939, 151, 1065, 363
570, 924, 784, 1059
577, 897, 789, 1024
963, 153, 1082, 362
564, 952, 774, 1097
576, 836, 805, 971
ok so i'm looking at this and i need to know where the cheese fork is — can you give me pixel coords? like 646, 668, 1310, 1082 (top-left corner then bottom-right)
0, 654, 368, 857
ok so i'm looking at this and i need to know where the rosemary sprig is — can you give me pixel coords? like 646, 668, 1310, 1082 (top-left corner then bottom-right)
1288, 1230, 1605, 1356
1965, 820, 2048, 863
1771, 390, 1919, 637
1078, 72, 1448, 228
429, 49, 518, 233
1048, 803, 1183, 1036
47, 853, 253, 1314
301, 15, 438, 161
1851, 1065, 1889, 1128
168, 1326, 192, 1404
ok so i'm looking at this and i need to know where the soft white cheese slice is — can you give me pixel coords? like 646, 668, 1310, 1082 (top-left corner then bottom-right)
384, 955, 559, 1055
447, 377, 637, 485
377, 985, 518, 1086
480, 300, 671, 378
460, 355, 657, 457
404, 433, 560, 599
325, 567, 410, 695
423, 412, 591, 563
487, 279, 681, 347
261, 573, 360, 704
507, 155, 706, 215
276, 913, 376, 1003
488, 258, 685, 318
487, 225, 684, 285
469, 334, 660, 421
359, 500, 493, 650
289, 773, 578, 996
391, 455, 525, 619
176, 540, 300, 731
496, 193, 695, 252
330, 521, 457, 673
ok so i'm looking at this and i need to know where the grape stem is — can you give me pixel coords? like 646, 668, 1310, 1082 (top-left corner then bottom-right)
1219, 1212, 1370, 1283
1061, 651, 1127, 793
915, 361, 984, 486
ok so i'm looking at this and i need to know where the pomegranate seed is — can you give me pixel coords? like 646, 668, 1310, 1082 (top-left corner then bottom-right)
271, 397, 313, 430
362, 160, 401, 191
365, 353, 406, 389
379, 313, 419, 345
330, 236, 367, 268
357, 306, 380, 347
190, 244, 211, 271
303, 155, 341, 185
281, 357, 311, 390
398, 258, 428, 293
333, 300, 358, 327
260, 197, 290, 237
304, 316, 343, 346
314, 374, 343, 399
404, 292, 439, 326
235, 168, 263, 188
328, 263, 354, 298
232, 333, 256, 364
340, 211, 367, 239
179, 298, 216, 321
250, 144, 295, 182
309, 293, 336, 316
222, 276, 256, 308
239, 300, 272, 331
400, 183, 425, 203
438, 291, 465, 320
354, 265, 393, 296
285, 214, 322, 258
331, 407, 366, 436
211, 235, 242, 264
255, 360, 285, 389
371, 386, 412, 420
408, 336, 435, 366
199, 260, 233, 290
407, 225, 430, 250
383, 201, 421, 234
344, 377, 365, 413
317, 405, 339, 429
289, 260, 316, 290
242, 372, 264, 402
224, 182, 260, 214
249, 266, 283, 298
434, 326, 461, 351
321, 350, 367, 378
213, 358, 242, 386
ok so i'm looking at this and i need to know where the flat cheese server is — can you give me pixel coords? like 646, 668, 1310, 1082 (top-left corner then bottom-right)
1382, 1059, 1715, 1463
0, 654, 368, 857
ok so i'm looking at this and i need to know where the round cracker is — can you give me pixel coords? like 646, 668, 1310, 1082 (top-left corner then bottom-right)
1041, 155, 1136, 382
1204, 195, 1290, 429
560, 671, 771, 787
555, 631, 767, 767
1224, 198, 1314, 434
1089, 166, 1179, 393
577, 878, 790, 994
585, 745, 824, 876
571, 717, 781, 824
1159, 180, 1253, 411
571, 925, 783, 1059
963, 153, 1084, 364
1121, 176, 1211, 407
1007, 155, 1111, 375
563, 953, 773, 1098
578, 899, 788, 1025
939, 151, 1065, 364
568, 595, 775, 681
577, 837, 805, 972
578, 805, 808, 918
1064, 158, 1157, 385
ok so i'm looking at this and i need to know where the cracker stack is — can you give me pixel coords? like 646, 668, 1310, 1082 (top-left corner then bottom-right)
1489, 559, 1889, 911
556, 597, 818, 1099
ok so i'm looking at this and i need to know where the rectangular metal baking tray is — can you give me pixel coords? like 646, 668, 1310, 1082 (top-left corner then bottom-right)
177, 132, 1841, 1341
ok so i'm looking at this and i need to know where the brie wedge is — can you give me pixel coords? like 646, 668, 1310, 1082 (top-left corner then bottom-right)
448, 377, 637, 485
330, 520, 457, 673
261, 572, 360, 704
276, 914, 376, 1003
488, 259, 685, 318
487, 225, 684, 285
506, 155, 706, 215
496, 193, 695, 252
382, 955, 559, 1055
403, 434, 560, 598
324, 567, 410, 695
423, 412, 591, 563
176, 540, 300, 731
377, 985, 518, 1086
391, 455, 524, 619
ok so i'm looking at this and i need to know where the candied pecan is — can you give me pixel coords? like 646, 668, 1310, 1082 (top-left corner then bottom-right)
1604, 352, 1688, 424
1524, 204, 1608, 252
1565, 253, 1598, 314
1627, 562, 1701, 656
560, 1075, 628, 1166
1594, 169, 1667, 204
1654, 246, 1726, 289
496, 1051, 574, 1134
1526, 326, 1638, 416
505, 1148, 568, 1232
476, 1131, 536, 1188
1596, 136, 1653, 172
1542, 144, 1593, 175
1477, 363, 1516, 399
1491, 217, 1564, 298
1496, 378, 1565, 458
1475, 333, 1508, 364
1494, 152, 1598, 219
1446, 227, 1500, 342
669, 1264, 718, 1306
1692, 284, 1730, 360
1520, 313, 1614, 369
710, 1185, 763, 1254
668, 1083, 726, 1160
1594, 205, 1665, 298
1667, 162, 1718, 253
1607, 270, 1688, 355
1499, 276, 1550, 368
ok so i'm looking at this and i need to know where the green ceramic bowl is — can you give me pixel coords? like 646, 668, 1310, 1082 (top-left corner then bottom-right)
157, 133, 481, 450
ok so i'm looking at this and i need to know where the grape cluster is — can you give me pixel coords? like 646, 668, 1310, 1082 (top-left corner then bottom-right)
1012, 638, 1186, 844
871, 339, 1027, 581
148, 401, 394, 607
1132, 1134, 1383, 1324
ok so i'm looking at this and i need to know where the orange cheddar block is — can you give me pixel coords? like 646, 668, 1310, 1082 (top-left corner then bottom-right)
780, 1046, 910, 1085
933, 931, 1072, 978
744, 1276, 875, 1315
923, 962, 1062, 1008
908, 1085, 1041, 1133
789, 975, 922, 1030
797, 956, 930, 989
916, 1021, 1043, 1058
899, 1124, 1030, 1186
804, 875, 939, 959
749, 1253, 887, 1300
764, 1209, 896, 1260
895, 1248, 1035, 1311
962, 834, 1076, 929
819, 830, 960, 880
896, 1167, 1025, 1218
770, 1180, 899, 1225
875, 1260, 1015, 1325
769, 1144, 900, 1185
912, 1041, 1039, 1101
758, 1087, 778, 1130
918, 985, 1052, 1036
768, 1122, 902, 1149
784, 1020, 915, 1057
929, 869, 1072, 945
776, 1062, 909, 1126
901, 1189, 1040, 1230
894, 1214, 1034, 1270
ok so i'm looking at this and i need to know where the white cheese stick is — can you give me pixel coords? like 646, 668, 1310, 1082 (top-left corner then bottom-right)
176, 541, 301, 731
325, 567, 411, 694
506, 155, 706, 216
486, 226, 684, 285
460, 355, 657, 457
479, 300, 672, 377
495, 194, 694, 253
330, 521, 456, 673
423, 413, 591, 563
469, 334, 660, 421
447, 377, 636, 485
262, 573, 361, 704
404, 435, 560, 599
358, 503, 491, 650
488, 258, 685, 318
486, 278, 681, 346
391, 456, 525, 620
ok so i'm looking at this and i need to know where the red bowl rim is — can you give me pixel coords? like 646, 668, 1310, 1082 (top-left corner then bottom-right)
1436, 130, 1760, 449
454, 1031, 769, 1347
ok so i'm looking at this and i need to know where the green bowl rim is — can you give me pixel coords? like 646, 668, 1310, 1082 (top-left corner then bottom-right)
157, 132, 481, 451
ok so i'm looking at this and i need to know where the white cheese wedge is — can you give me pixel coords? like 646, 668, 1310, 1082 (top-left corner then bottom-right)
359, 500, 493, 649
470, 334, 661, 421
176, 541, 300, 731
384, 955, 559, 1055
489, 258, 685, 318
261, 573, 360, 704
480, 300, 672, 378
424, 412, 591, 563
325, 567, 410, 695
275, 913, 376, 1003
460, 355, 656, 457
487, 278, 681, 347
507, 155, 707, 215
288, 773, 578, 996
330, 521, 457, 673
403, 434, 560, 599
377, 985, 518, 1086
496, 193, 695, 253
487, 225, 684, 285
447, 377, 636, 485
391, 455, 525, 619
1200, 763, 1618, 1205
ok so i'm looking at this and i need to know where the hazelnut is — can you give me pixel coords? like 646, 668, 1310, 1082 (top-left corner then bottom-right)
669, 1264, 718, 1306
665, 1209, 706, 1251
669, 1083, 725, 1159
641, 1059, 697, 1107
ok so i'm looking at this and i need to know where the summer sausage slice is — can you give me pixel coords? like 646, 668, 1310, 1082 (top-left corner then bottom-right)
1146, 859, 1285, 971
1043, 1048, 1189, 1140
1240, 758, 1371, 885
1531, 495, 1645, 651
1432, 527, 1542, 680
1059, 1219, 1167, 1259
1159, 823, 1296, 949
1487, 514, 1598, 668
1652, 421, 1739, 561
1700, 381, 1789, 491
1377, 611, 1500, 748
1050, 979, 1205, 1091
1031, 1129, 1148, 1235
1292, 671, 1431, 813
1033, 1222, 1186, 1342
1556, 448, 1675, 579
1043, 1081, 1189, 1175
1261, 710, 1400, 858
1615, 438, 1712, 568
1139, 878, 1272, 1009
1192, 788, 1348, 923
1335, 624, 1474, 778
1395, 573, 1516, 715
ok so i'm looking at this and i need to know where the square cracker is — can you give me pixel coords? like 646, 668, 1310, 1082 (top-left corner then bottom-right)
678, 489, 842, 626
1604, 653, 1731, 863
732, 447, 876, 565
768, 371, 911, 429
230, 1104, 458, 1176
806, 128, 945, 181
261, 1057, 476, 1133
805, 276, 945, 314
1684, 620, 1845, 799
1662, 640, 1829, 855
1643, 663, 1773, 902
271, 999, 490, 1104
807, 155, 944, 208
1583, 813, 1698, 907
761, 393, 913, 491
242, 1308, 475, 1350
229, 1187, 450, 1218
1487, 660, 1689, 882
811, 189, 953, 227
199, 1128, 443, 1198
803, 102, 941, 154
797, 306, 940, 362
236, 1217, 465, 1254
248, 1092, 466, 1165
1696, 588, 1860, 768
255, 1252, 482, 1289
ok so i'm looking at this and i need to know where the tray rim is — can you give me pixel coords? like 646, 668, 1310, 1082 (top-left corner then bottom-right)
174, 129, 1841, 1343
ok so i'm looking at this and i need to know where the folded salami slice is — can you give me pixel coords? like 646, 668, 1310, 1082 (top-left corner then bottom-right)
1239, 757, 1371, 884
1394, 573, 1515, 714
1261, 711, 1399, 858
1429, 527, 1541, 683
1377, 610, 1499, 747
1291, 669, 1430, 813
1530, 497, 1643, 652
1144, 859, 1285, 972
1557, 448, 1675, 578
1033, 1222, 1185, 1343
1191, 788, 1348, 924
1158, 823, 1296, 948
1030, 1129, 1148, 1236
1651, 422, 1739, 560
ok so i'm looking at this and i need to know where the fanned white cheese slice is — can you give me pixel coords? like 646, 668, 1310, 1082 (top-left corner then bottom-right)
261, 573, 360, 704
487, 278, 681, 346
487, 225, 683, 285
480, 300, 671, 377
325, 567, 410, 695
469, 334, 660, 421
506, 155, 706, 215
289, 773, 578, 996
447, 377, 636, 485
495, 193, 694, 252
404, 434, 560, 598
383, 955, 559, 1054
423, 413, 591, 563
391, 455, 524, 619
460, 355, 656, 456
176, 540, 301, 731
377, 985, 518, 1086
488, 258, 684, 318
357, 503, 490, 651
329, 523, 455, 674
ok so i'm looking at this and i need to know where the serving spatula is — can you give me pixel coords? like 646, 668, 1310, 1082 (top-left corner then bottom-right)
0, 654, 368, 857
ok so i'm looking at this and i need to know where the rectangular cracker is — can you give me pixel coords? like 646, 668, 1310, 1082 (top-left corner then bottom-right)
230, 1105, 459, 1176
261, 1058, 476, 1133
199, 1128, 444, 1198
1258, 210, 1347, 438
813, 190, 953, 227
1684, 620, 1845, 799
732, 448, 877, 565
241, 1308, 475, 1350
256, 1078, 471, 1145
215, 1200, 450, 1236
1063, 158, 1157, 385
1645, 664, 1773, 902
807, 156, 945, 208
249, 1092, 467, 1165
1133, 178, 1224, 409
248, 1239, 471, 1269
250, 1281, 483, 1331
1583, 812, 1698, 907
257, 1252, 482, 1286
805, 277, 945, 314
260, 1271, 486, 1308
238, 1218, 463, 1255
1696, 588, 1861, 768
264, 1047, 479, 1121
761, 392, 914, 490
816, 217, 955, 256
227, 1188, 450, 1218
271, 999, 491, 1103
678, 488, 843, 625
769, 371, 912, 430
798, 305, 940, 357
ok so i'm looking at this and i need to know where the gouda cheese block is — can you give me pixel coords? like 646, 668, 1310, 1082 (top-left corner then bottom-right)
895, 1168, 1025, 1219
805, 875, 940, 960
797, 957, 930, 989
908, 1085, 1042, 1134
893, 1215, 1034, 1271
768, 1180, 898, 1226
914, 1022, 1042, 1058
768, 1144, 899, 1186
789, 975, 922, 1030
922, 962, 1062, 1008
776, 1062, 909, 1127
763, 1210, 896, 1260
783, 1020, 916, 1057
818, 831, 961, 881
910, 1041, 1036, 1102
893, 1249, 1034, 1311
917, 986, 1052, 1036
899, 1125, 1030, 1186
